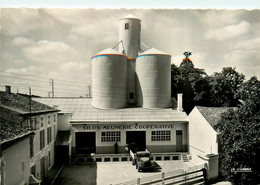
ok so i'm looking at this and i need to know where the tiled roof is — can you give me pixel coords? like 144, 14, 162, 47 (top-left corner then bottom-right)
34, 98, 188, 122
0, 120, 34, 145
196, 106, 233, 129
0, 92, 59, 115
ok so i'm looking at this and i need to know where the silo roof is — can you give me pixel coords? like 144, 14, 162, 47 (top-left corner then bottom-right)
137, 48, 171, 58
91, 48, 127, 59
120, 14, 141, 20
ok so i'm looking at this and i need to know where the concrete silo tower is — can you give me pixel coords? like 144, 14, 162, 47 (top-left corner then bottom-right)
136, 48, 172, 109
91, 48, 128, 109
119, 14, 141, 104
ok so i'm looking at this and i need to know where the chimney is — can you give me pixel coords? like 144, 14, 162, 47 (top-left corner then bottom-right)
5, 86, 11, 94
177, 93, 183, 112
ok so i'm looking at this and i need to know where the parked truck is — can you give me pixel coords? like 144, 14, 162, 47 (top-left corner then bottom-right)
130, 149, 155, 172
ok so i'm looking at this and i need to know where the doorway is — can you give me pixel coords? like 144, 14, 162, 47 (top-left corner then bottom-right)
126, 131, 146, 152
56, 145, 69, 164
176, 130, 183, 152
76, 132, 96, 154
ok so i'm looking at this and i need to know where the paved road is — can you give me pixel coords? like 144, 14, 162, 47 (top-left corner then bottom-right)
53, 161, 190, 185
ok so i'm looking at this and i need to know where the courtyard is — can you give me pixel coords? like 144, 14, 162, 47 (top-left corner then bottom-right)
53, 161, 192, 185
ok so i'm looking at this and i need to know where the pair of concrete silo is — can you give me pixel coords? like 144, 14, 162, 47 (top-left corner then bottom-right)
91, 14, 171, 109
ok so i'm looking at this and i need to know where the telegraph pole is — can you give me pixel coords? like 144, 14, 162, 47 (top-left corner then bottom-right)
29, 87, 32, 129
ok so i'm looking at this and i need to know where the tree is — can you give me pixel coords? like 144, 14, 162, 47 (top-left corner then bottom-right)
215, 76, 260, 184
171, 63, 211, 113
235, 76, 260, 104
209, 67, 245, 107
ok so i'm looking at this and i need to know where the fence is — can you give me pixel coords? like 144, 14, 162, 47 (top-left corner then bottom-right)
113, 164, 207, 185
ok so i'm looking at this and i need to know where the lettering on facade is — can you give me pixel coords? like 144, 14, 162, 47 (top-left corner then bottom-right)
81, 123, 174, 130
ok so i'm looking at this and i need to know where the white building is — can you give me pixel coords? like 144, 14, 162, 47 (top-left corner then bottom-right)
0, 88, 59, 183
188, 106, 232, 180
0, 121, 34, 185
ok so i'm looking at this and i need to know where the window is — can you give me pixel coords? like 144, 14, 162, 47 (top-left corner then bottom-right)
54, 114, 56, 122
129, 92, 134, 99
30, 135, 34, 157
41, 117, 44, 127
125, 23, 129, 30
47, 127, 52, 144
48, 151, 51, 167
40, 130, 45, 149
54, 125, 56, 139
151, 130, 171, 141
101, 131, 121, 142
22, 162, 25, 171
48, 115, 50, 124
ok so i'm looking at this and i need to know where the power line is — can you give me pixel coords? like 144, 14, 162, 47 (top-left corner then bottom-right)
0, 84, 87, 94
0, 80, 88, 93
0, 74, 49, 84
0, 71, 90, 86
0, 81, 50, 89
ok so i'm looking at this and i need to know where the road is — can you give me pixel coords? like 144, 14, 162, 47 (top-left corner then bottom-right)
54, 161, 190, 185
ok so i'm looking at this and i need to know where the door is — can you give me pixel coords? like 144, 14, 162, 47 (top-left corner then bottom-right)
40, 157, 48, 179
126, 131, 146, 152
76, 132, 96, 154
31, 165, 36, 177
56, 146, 69, 164
176, 130, 183, 152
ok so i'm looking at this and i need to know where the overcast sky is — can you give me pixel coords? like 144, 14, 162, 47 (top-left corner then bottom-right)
0, 8, 260, 96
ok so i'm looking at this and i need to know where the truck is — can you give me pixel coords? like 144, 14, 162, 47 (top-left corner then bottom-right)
130, 149, 155, 172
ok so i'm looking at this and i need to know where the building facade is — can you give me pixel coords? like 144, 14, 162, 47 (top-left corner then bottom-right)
35, 95, 188, 158
0, 121, 34, 185
34, 14, 190, 160
0, 89, 59, 183
188, 106, 231, 180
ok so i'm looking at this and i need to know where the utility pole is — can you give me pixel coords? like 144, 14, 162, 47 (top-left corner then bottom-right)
50, 79, 54, 98
29, 87, 32, 129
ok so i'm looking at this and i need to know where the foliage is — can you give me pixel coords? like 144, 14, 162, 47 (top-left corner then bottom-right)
171, 63, 210, 113
171, 65, 246, 113
235, 76, 260, 104
215, 76, 260, 184
172, 59, 259, 183
209, 67, 245, 107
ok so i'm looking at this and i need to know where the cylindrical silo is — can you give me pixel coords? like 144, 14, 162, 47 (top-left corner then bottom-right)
119, 14, 141, 59
119, 14, 141, 104
136, 48, 171, 109
91, 48, 128, 109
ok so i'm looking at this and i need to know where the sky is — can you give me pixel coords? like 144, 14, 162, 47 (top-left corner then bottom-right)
0, 1, 260, 97
1, 0, 260, 9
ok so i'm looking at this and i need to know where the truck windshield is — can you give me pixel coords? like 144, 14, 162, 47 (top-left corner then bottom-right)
139, 153, 150, 157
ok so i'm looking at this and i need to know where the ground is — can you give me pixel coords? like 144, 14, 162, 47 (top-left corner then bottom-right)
53, 161, 192, 185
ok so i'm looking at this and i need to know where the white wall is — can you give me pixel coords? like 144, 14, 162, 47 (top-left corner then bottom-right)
2, 137, 30, 185
30, 112, 57, 180
188, 107, 218, 164
57, 113, 71, 131
71, 122, 188, 153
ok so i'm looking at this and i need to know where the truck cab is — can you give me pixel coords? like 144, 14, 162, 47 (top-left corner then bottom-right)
134, 151, 154, 172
